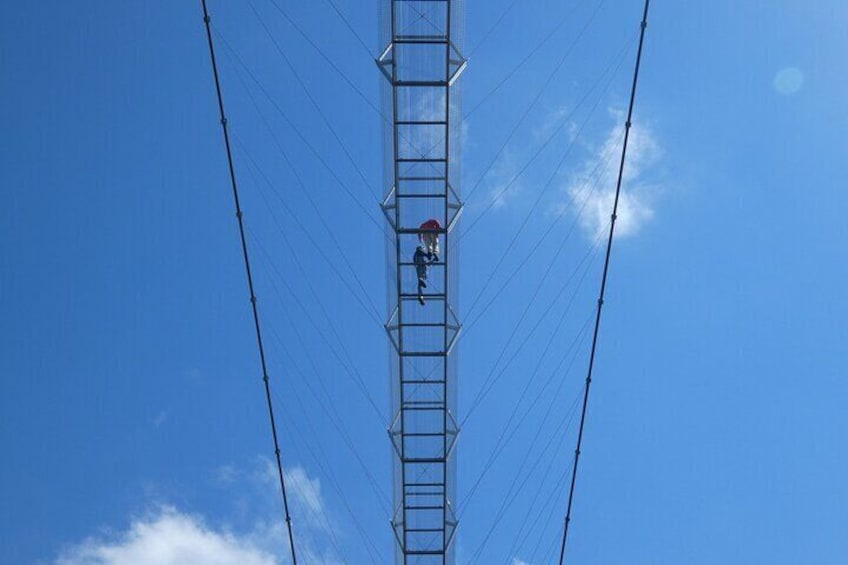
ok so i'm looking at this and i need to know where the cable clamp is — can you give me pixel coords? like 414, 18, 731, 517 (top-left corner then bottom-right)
204, 15, 210, 24
625, 120, 632, 128
220, 117, 227, 126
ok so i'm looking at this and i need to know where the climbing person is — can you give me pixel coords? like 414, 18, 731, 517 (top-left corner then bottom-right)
419, 218, 441, 262
413, 244, 435, 305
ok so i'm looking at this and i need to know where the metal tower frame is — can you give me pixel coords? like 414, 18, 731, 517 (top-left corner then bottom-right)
379, 1, 466, 563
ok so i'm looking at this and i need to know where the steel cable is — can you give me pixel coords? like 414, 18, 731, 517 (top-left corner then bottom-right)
199, 2, 298, 562
557, 2, 652, 562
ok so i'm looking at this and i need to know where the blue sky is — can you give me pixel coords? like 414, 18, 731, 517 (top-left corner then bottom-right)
2, 1, 847, 564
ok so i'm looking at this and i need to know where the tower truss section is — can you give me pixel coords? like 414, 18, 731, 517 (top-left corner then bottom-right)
379, 1, 466, 563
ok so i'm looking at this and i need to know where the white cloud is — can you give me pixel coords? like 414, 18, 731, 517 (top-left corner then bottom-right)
774, 67, 804, 95
213, 464, 238, 485
53, 464, 342, 565
512, 558, 530, 565
480, 148, 525, 211
152, 412, 167, 428
253, 457, 325, 518
54, 507, 277, 565
565, 109, 663, 240
532, 105, 578, 144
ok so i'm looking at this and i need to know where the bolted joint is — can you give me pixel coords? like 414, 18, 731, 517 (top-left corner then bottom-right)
204, 15, 210, 24
250, 295, 257, 304
625, 120, 632, 128
598, 298, 604, 306
236, 210, 243, 219
611, 213, 617, 221
220, 117, 227, 126
641, 21, 648, 30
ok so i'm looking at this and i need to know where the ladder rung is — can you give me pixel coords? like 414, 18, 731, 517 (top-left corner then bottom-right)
405, 505, 444, 511
397, 157, 447, 163
397, 120, 447, 126
402, 380, 446, 385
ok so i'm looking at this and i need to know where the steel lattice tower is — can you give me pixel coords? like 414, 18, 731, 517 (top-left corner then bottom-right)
379, 1, 466, 563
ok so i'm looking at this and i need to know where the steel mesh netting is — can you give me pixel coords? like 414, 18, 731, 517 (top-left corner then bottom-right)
380, 1, 464, 562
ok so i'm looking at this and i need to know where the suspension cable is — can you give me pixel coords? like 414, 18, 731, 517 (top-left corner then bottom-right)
557, 2, 651, 563
199, 2, 297, 563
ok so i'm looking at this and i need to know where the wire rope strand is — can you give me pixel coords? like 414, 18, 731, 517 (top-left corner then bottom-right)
212, 31, 386, 234
323, 0, 372, 58
199, 2, 297, 563
558, 2, 652, 563
466, 0, 524, 58
251, 0, 381, 202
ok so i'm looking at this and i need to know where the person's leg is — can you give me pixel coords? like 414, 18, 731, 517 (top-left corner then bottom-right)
416, 264, 427, 288
416, 263, 427, 305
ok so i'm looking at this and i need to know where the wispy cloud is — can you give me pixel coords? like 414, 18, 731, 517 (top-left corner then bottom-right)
483, 148, 525, 210
213, 464, 238, 485
255, 459, 326, 531
54, 507, 278, 565
565, 109, 663, 240
532, 105, 579, 144
53, 463, 342, 565
152, 412, 167, 428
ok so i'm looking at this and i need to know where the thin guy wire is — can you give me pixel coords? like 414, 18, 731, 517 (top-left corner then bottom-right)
461, 44, 630, 326
462, 0, 605, 205
467, 388, 584, 565
400, 44, 631, 395
503, 392, 583, 565
323, 0, 372, 58
199, 3, 297, 563
459, 143, 622, 426
213, 31, 386, 234
390, 0, 601, 171
224, 55, 384, 322
251, 0, 382, 202
242, 212, 386, 425
262, 305, 392, 517
459, 312, 593, 516
232, 138, 439, 389
267, 1, 382, 117
463, 0, 594, 123
412, 0, 604, 187
462, 29, 635, 237
461, 235, 602, 428
558, 2, 651, 563
266, 346, 385, 563
466, 0, 524, 58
